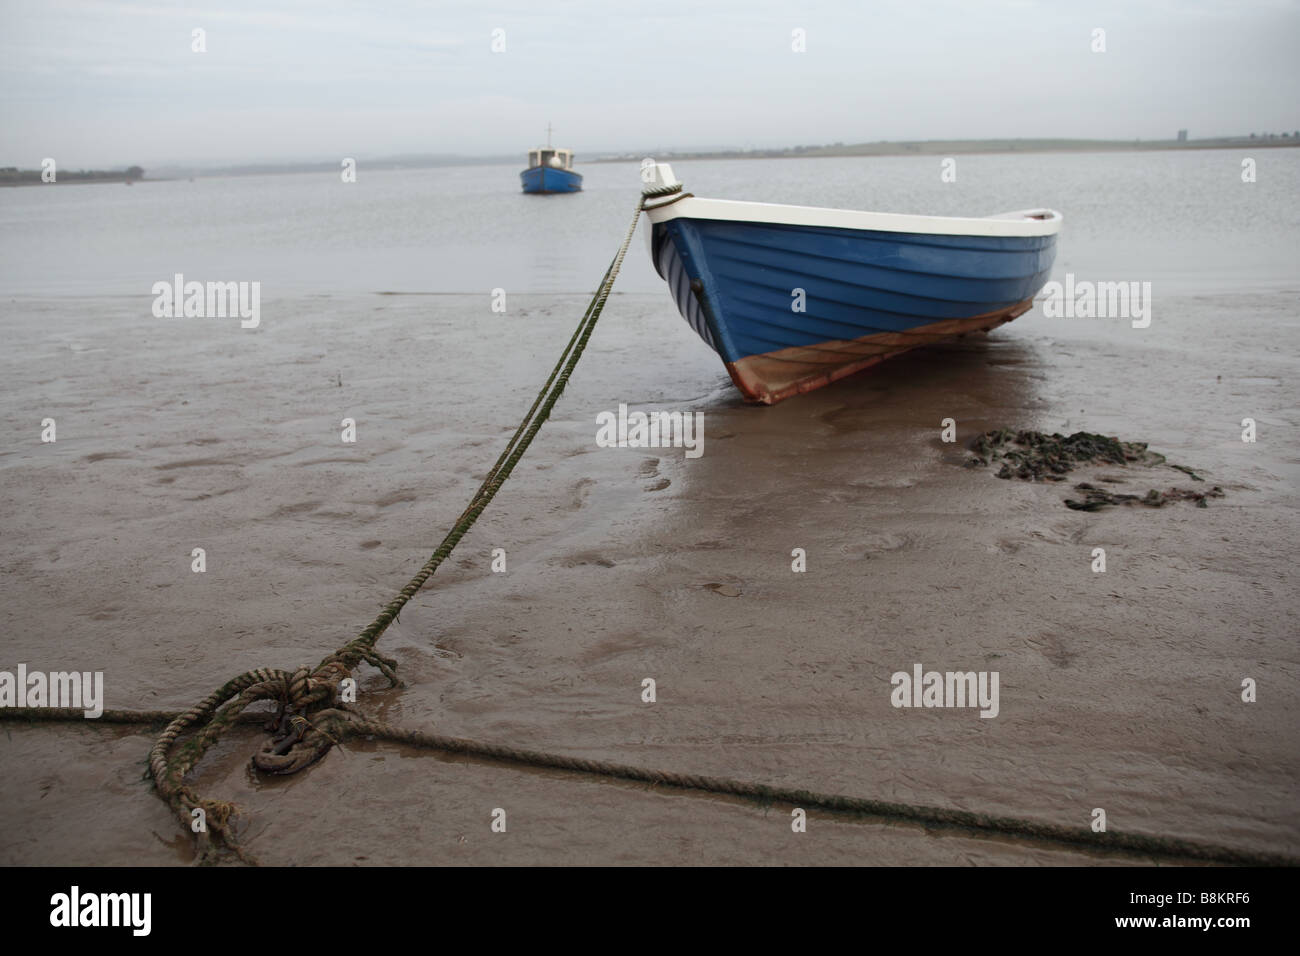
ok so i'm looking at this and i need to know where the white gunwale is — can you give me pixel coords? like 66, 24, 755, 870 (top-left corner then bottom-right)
646, 195, 1062, 238
641, 163, 1061, 238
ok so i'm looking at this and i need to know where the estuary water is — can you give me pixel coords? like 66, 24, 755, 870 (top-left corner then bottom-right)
1, 148, 1297, 297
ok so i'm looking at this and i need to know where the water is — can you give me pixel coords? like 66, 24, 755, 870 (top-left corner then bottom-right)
2, 149, 1296, 298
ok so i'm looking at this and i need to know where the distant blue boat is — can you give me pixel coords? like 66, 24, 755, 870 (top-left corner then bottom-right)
520, 131, 582, 194
643, 163, 1061, 404
520, 162, 582, 194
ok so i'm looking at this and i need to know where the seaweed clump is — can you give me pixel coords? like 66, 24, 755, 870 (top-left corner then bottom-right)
1063, 483, 1225, 511
965, 428, 1224, 511
965, 429, 1163, 481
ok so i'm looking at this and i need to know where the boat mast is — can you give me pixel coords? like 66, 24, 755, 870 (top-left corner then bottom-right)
546, 122, 552, 148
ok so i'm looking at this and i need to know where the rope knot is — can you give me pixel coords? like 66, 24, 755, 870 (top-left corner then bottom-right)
286, 666, 314, 708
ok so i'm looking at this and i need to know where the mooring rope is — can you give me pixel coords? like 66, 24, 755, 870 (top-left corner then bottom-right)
5, 704, 1295, 866
3, 181, 1294, 867
2, 190, 654, 865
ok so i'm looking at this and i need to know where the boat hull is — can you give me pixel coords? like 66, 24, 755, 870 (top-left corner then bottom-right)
520, 166, 583, 194
725, 301, 1034, 403
649, 209, 1059, 404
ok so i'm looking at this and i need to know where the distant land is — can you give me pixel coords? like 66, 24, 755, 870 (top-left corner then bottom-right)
0, 165, 145, 187
149, 153, 511, 181
0, 154, 506, 186
3, 134, 1296, 185
598, 134, 1300, 162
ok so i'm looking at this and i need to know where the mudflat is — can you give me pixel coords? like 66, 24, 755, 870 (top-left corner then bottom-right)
0, 289, 1295, 864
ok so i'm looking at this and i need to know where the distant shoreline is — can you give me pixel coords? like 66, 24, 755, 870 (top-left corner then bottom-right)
0, 168, 148, 188
0, 179, 156, 188
3, 137, 1295, 186
595, 136, 1300, 163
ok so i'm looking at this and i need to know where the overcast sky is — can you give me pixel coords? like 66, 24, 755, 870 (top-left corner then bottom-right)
1, 0, 1297, 168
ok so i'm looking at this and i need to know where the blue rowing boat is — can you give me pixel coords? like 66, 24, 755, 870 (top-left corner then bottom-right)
520, 129, 582, 194
643, 163, 1061, 404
